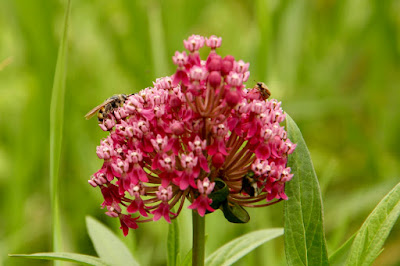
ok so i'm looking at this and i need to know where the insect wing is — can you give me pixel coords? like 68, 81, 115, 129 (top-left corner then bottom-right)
84, 98, 114, 120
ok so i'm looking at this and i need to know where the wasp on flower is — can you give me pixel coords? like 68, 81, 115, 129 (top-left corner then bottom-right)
88, 34, 296, 236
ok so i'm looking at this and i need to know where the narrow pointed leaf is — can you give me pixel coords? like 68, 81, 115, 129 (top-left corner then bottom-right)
86, 216, 139, 266
205, 228, 283, 266
49, 0, 71, 254
329, 233, 356, 266
284, 114, 329, 265
9, 252, 109, 266
181, 249, 192, 266
346, 182, 400, 265
167, 218, 180, 266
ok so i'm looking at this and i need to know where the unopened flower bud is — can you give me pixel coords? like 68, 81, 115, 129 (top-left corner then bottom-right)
225, 89, 241, 107
208, 71, 222, 88
221, 59, 233, 76
212, 153, 225, 168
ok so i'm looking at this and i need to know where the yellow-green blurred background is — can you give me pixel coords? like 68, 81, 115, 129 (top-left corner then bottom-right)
1, 0, 400, 265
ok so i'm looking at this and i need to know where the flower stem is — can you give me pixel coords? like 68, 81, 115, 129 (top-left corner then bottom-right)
192, 211, 205, 266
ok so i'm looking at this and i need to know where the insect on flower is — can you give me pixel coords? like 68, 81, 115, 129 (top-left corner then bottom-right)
85, 94, 129, 122
87, 35, 297, 235
241, 171, 261, 197
255, 82, 271, 100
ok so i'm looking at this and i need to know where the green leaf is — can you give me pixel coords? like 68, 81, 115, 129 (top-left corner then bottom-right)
346, 182, 400, 266
167, 218, 180, 266
86, 216, 139, 266
221, 200, 250, 223
49, 0, 71, 255
284, 114, 329, 266
205, 228, 283, 266
181, 249, 192, 266
9, 252, 109, 266
329, 233, 356, 266
208, 178, 230, 210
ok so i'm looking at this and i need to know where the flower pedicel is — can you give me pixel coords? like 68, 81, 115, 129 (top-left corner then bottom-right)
88, 35, 296, 236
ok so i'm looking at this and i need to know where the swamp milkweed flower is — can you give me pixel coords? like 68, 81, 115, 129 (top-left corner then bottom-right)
88, 35, 296, 236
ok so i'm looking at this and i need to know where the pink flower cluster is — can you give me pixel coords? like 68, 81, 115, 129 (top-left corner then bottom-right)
88, 35, 296, 235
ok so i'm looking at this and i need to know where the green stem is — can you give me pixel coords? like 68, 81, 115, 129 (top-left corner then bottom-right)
192, 211, 205, 266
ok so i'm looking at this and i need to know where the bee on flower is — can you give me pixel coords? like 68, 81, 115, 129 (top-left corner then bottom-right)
88, 34, 296, 235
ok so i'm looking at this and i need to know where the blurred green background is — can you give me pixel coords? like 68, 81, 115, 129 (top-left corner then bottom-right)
1, 0, 399, 265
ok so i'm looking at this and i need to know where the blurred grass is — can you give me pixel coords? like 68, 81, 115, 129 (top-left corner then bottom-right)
0, 0, 399, 265
49, 0, 71, 260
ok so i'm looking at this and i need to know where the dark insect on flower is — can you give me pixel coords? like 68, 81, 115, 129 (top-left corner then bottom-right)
85, 94, 129, 122
241, 171, 261, 197
255, 82, 271, 100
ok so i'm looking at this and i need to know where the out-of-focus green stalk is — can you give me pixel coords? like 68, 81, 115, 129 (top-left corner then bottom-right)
147, 0, 168, 77
49, 0, 71, 263
254, 0, 276, 264
254, 0, 271, 81
192, 211, 205, 266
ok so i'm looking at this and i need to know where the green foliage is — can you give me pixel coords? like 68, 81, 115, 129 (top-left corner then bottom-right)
9, 253, 109, 266
49, 0, 71, 256
86, 217, 139, 266
167, 219, 180, 266
2, 0, 400, 265
329, 183, 400, 266
329, 233, 356, 266
208, 178, 230, 210
346, 183, 400, 265
205, 229, 284, 266
181, 249, 193, 266
208, 178, 251, 224
11, 217, 138, 266
284, 114, 329, 266
220, 201, 251, 224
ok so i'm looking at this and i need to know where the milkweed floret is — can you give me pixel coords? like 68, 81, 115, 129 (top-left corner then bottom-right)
89, 35, 296, 235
